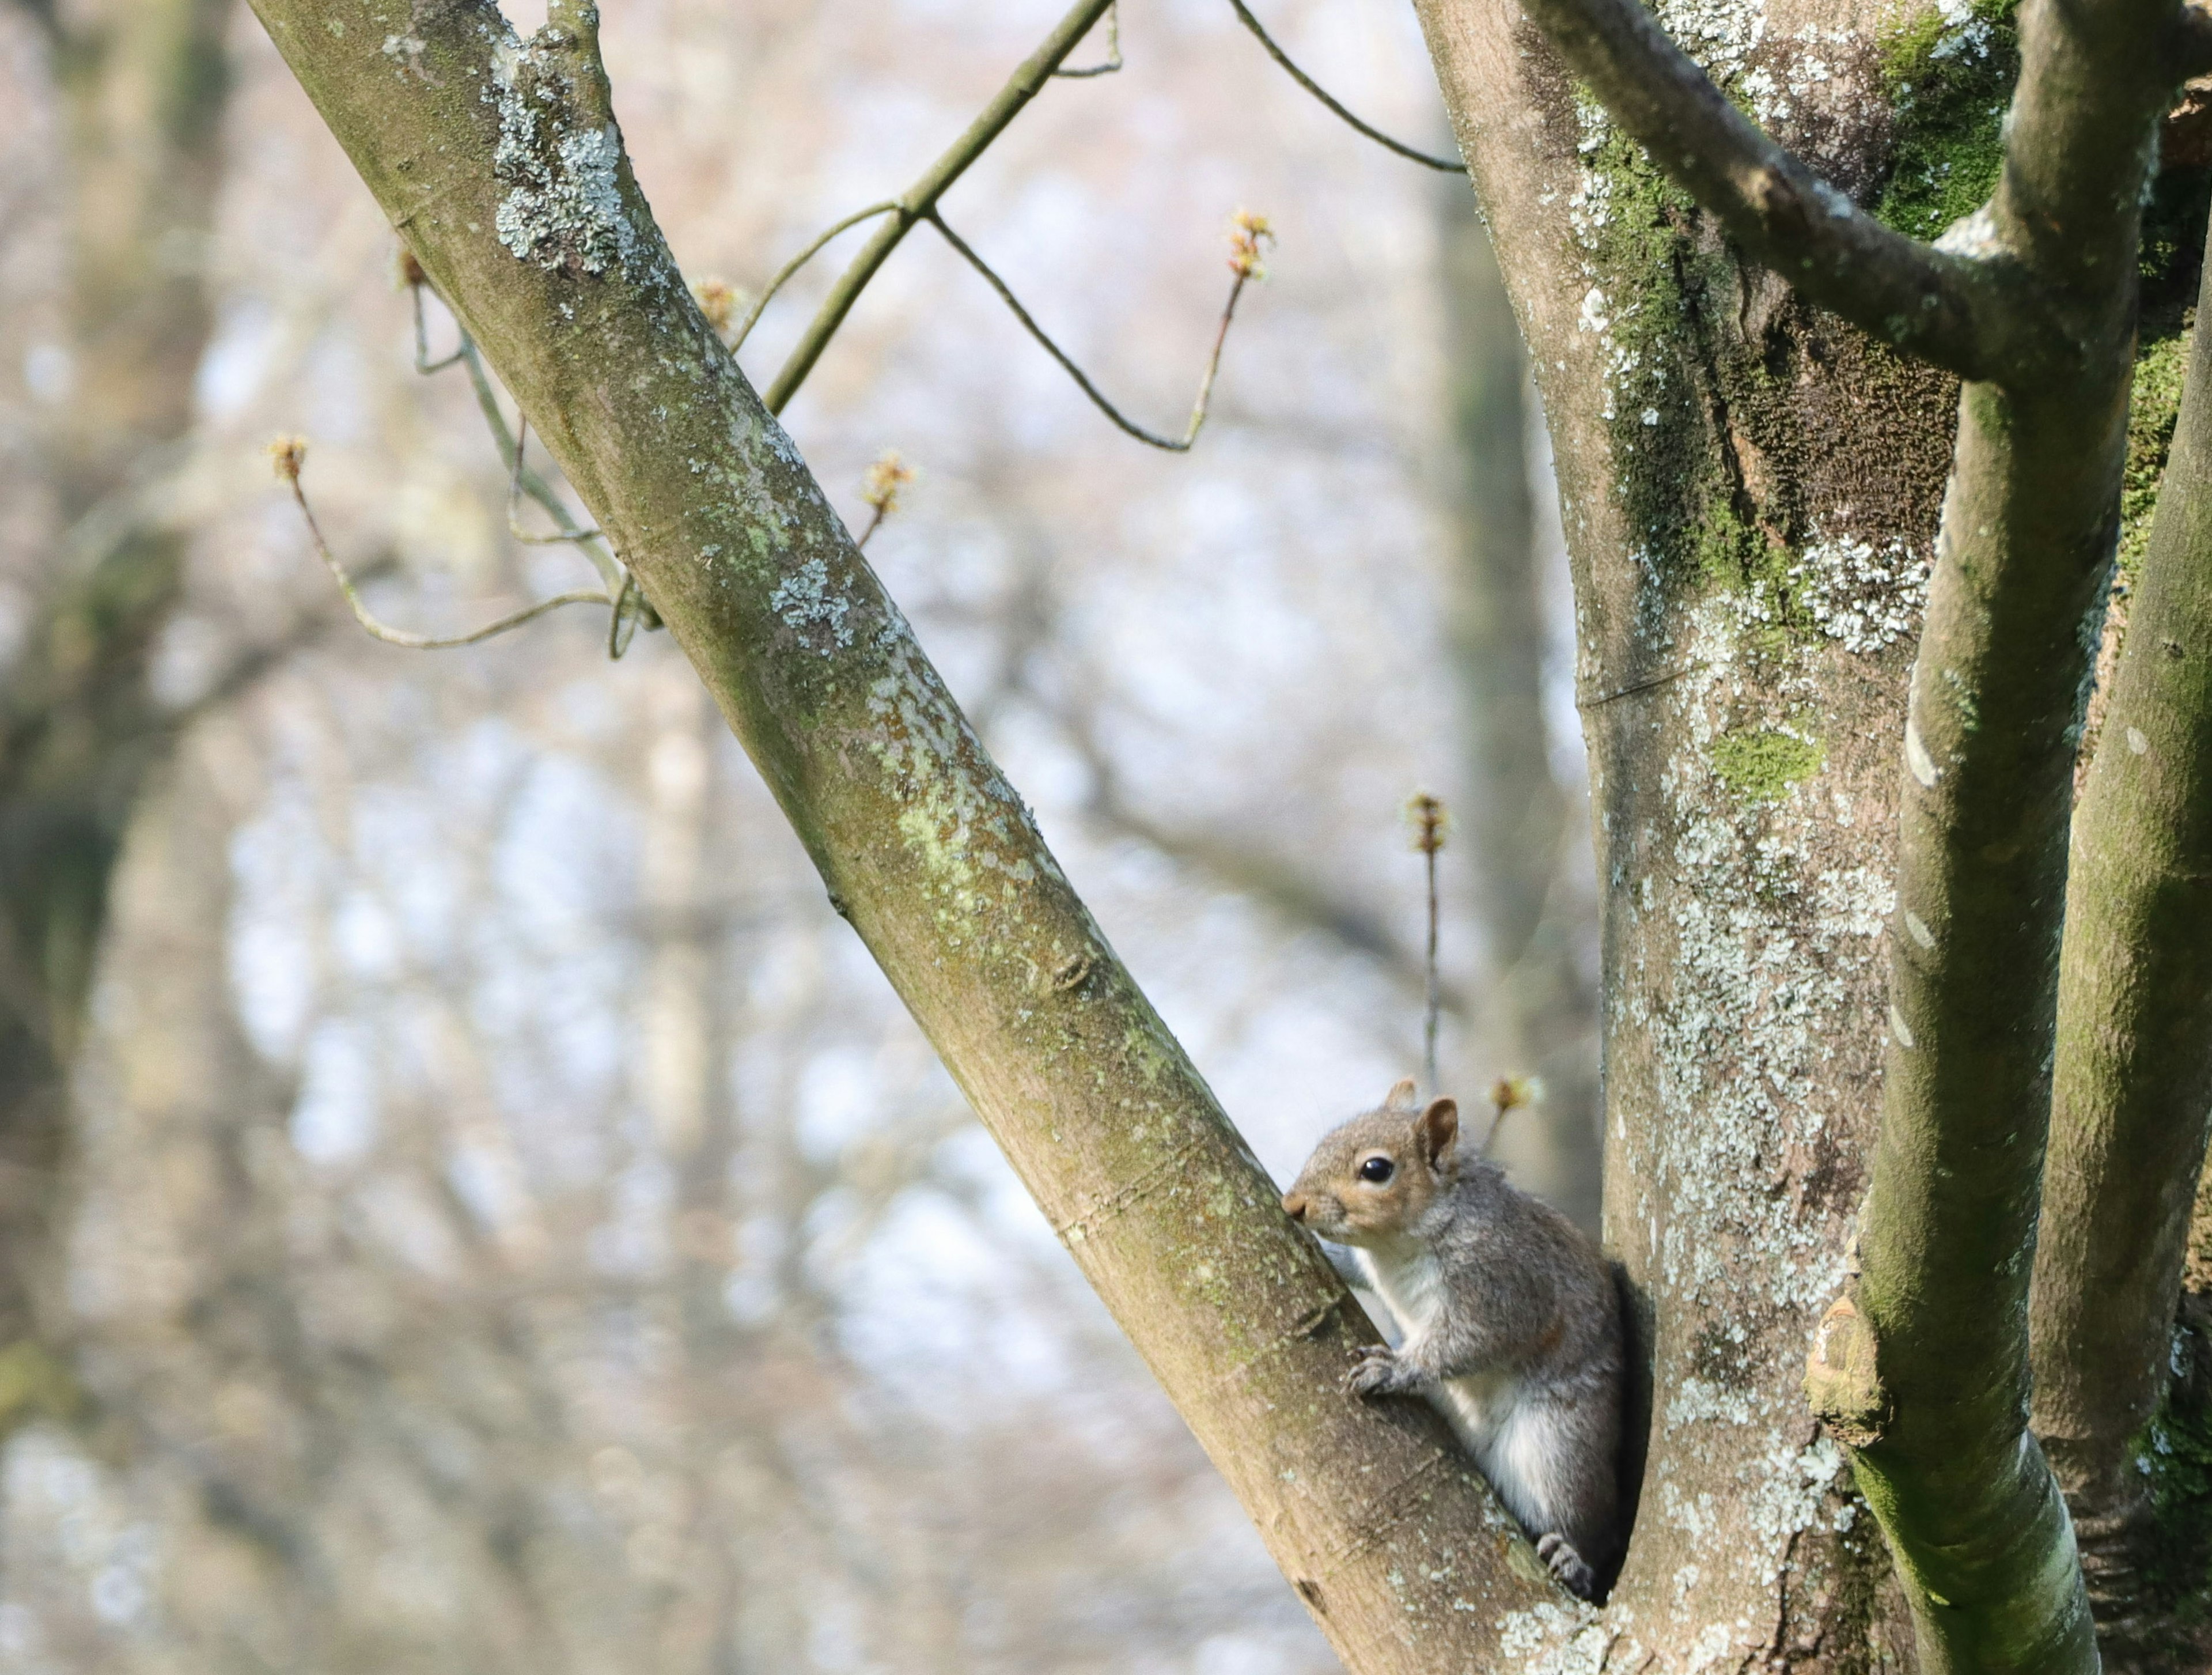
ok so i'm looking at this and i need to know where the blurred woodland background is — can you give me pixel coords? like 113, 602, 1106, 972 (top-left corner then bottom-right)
0, 0, 1601, 1668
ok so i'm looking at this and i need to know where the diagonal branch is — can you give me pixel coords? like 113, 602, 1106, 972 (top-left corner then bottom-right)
1513, 0, 2031, 380
925, 210, 1259, 452
247, 0, 1565, 1663
763, 0, 1119, 412
1225, 0, 1461, 172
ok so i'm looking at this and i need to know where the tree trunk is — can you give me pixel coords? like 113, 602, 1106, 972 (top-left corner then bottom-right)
0, 0, 235, 1427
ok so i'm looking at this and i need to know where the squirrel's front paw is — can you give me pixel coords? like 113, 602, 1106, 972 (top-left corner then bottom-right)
1535, 1533, 1597, 1601
1344, 1347, 1420, 1398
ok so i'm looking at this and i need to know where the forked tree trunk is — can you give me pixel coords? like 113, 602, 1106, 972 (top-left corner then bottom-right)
245, 0, 2212, 1668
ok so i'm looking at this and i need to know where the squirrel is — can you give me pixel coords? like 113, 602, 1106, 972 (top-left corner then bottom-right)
1281, 1077, 1624, 1600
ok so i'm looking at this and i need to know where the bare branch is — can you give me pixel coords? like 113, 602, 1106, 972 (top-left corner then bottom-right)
729, 201, 897, 351
1225, 0, 1461, 172
926, 209, 1261, 452
1052, 0, 1122, 77
1514, 0, 2020, 379
272, 442, 615, 652
506, 416, 603, 546
763, 0, 1119, 412
410, 275, 467, 373
452, 336, 626, 595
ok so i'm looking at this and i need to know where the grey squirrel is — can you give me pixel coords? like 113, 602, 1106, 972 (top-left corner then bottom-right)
1281, 1078, 1624, 1599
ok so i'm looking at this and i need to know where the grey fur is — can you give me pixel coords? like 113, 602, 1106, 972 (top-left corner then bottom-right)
1281, 1080, 1624, 1600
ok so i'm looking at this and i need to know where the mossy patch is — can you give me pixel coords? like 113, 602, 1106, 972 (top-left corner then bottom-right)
1711, 728, 1824, 803
1873, 0, 2020, 241
2119, 324, 2193, 585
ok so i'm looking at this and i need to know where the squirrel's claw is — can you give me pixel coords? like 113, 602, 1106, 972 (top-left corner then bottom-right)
1535, 1533, 1597, 1601
1344, 1346, 1418, 1398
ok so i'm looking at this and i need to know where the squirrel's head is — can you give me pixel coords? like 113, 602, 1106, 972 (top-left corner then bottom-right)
1280, 1078, 1459, 1246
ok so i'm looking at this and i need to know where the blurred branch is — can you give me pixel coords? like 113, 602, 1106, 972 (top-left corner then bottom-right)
926, 208, 1267, 452
763, 0, 1119, 411
271, 440, 616, 652
1226, 0, 1462, 171
505, 417, 603, 545
3, 0, 63, 50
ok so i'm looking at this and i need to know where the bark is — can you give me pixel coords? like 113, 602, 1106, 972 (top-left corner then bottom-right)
1412, 0, 2183, 1657
1436, 184, 1601, 1231
0, 0, 234, 1425
2031, 220, 2212, 1662
243, 5, 1569, 1670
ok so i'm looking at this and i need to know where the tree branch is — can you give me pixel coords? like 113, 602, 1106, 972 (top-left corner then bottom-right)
1512, 0, 2031, 380
2029, 222, 2212, 1623
1783, 0, 2190, 1665
1224, 0, 1461, 172
762, 0, 1118, 413
245, 1, 1565, 1663
925, 210, 1257, 451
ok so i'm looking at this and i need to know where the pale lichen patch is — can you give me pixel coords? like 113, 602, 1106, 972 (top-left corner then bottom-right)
770, 557, 854, 649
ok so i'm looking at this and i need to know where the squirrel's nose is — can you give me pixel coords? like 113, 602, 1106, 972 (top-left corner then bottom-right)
1282, 1192, 1308, 1222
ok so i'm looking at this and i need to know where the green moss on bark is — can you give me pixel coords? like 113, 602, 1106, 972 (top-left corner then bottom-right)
1873, 0, 2019, 241
1711, 727, 1825, 803
2120, 327, 2192, 585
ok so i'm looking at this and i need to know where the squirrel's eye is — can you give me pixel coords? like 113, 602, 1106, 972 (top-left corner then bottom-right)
1358, 1156, 1395, 1184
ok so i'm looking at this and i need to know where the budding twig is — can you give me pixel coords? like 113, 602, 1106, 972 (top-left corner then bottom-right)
1482, 1075, 1538, 1158
1407, 792, 1448, 1094
855, 449, 918, 549
1225, 0, 1463, 173
270, 436, 615, 652
926, 209, 1271, 453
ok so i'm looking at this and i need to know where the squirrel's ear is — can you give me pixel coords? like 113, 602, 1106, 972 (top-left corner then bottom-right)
1383, 1077, 1421, 1113
1417, 1098, 1459, 1169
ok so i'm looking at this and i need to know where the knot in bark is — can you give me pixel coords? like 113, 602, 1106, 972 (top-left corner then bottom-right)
1805, 1291, 1891, 1449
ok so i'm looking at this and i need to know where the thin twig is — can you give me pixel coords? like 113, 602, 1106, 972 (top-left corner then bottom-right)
1054, 0, 1122, 76
270, 438, 621, 653
286, 481, 610, 650
507, 415, 604, 546
926, 211, 1259, 452
1225, 0, 1462, 172
729, 201, 899, 351
855, 448, 917, 549
764, 0, 1120, 413
411, 281, 465, 373
453, 337, 626, 595
1408, 793, 1447, 1093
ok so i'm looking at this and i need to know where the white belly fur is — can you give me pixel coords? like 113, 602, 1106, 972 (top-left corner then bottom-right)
1360, 1246, 1564, 1538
